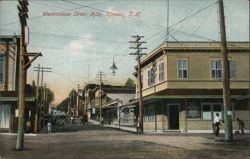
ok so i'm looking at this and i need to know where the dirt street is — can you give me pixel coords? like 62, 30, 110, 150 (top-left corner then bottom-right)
0, 122, 249, 159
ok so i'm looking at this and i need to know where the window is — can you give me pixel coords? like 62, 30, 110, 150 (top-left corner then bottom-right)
202, 104, 212, 120
178, 60, 187, 79
159, 62, 164, 82
202, 103, 222, 120
147, 70, 151, 86
211, 60, 222, 79
0, 55, 5, 83
144, 105, 155, 122
147, 66, 156, 86
229, 60, 236, 79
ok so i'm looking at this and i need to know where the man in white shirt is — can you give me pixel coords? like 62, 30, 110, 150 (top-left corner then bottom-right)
47, 121, 52, 134
214, 113, 220, 136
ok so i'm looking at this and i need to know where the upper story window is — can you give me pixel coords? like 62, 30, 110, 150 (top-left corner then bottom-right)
148, 66, 156, 86
229, 60, 236, 79
159, 62, 164, 82
0, 55, 5, 84
178, 60, 188, 79
211, 60, 222, 79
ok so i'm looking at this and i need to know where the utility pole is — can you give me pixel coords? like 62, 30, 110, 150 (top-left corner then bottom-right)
218, 0, 233, 142
84, 83, 88, 117
129, 35, 147, 133
34, 64, 40, 133
16, 0, 28, 150
96, 71, 106, 125
44, 83, 47, 114
248, 0, 250, 137
34, 66, 51, 115
77, 84, 80, 116
16, 0, 42, 149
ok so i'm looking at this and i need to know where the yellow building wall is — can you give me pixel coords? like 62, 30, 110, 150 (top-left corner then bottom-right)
166, 52, 249, 89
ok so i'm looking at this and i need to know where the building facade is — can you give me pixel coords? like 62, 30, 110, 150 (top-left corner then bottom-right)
0, 35, 35, 133
133, 41, 249, 132
85, 84, 135, 124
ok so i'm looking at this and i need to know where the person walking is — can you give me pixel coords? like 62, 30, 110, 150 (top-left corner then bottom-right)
26, 119, 31, 133
47, 121, 52, 134
237, 118, 245, 134
214, 113, 221, 136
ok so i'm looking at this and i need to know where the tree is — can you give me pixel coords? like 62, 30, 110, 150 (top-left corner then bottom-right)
125, 78, 135, 87
56, 89, 77, 112
57, 98, 69, 112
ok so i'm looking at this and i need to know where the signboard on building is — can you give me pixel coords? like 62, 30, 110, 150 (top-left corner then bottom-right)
25, 26, 29, 45
187, 103, 201, 118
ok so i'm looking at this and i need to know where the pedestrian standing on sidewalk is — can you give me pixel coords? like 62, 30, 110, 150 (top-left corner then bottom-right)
47, 121, 52, 134
237, 118, 245, 134
26, 119, 31, 133
214, 113, 221, 136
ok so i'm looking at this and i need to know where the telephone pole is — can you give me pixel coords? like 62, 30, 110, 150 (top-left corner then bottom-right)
16, 0, 28, 150
34, 64, 40, 133
218, 0, 233, 142
96, 71, 106, 125
16, 0, 42, 150
34, 66, 51, 115
77, 84, 80, 116
129, 35, 147, 133
248, 0, 250, 136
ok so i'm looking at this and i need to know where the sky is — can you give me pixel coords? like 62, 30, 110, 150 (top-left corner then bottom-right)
0, 0, 249, 105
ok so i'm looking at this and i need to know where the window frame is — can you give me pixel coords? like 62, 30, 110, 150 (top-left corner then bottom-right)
159, 62, 164, 82
144, 105, 155, 122
211, 59, 222, 79
0, 55, 6, 84
177, 59, 188, 79
201, 103, 222, 121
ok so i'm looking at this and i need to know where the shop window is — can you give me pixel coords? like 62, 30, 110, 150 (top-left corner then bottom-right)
144, 105, 155, 122
202, 103, 222, 120
202, 104, 211, 120
187, 103, 201, 118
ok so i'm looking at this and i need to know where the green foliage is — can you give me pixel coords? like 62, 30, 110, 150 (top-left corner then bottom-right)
125, 78, 135, 87
56, 89, 77, 112
56, 98, 69, 112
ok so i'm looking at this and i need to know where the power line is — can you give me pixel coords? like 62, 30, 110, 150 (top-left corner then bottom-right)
0, 1, 107, 28
29, 31, 128, 44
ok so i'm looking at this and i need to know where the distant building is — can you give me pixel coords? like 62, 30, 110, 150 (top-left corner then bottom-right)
0, 35, 36, 133
128, 41, 249, 132
83, 84, 135, 124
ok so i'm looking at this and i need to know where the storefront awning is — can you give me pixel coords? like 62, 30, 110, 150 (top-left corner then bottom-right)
121, 95, 247, 108
0, 97, 36, 102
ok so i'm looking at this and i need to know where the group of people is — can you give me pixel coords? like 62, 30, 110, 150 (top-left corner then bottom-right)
47, 118, 65, 134
212, 113, 245, 136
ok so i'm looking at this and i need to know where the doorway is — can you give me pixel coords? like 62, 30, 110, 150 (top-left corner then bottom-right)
0, 105, 11, 129
168, 104, 179, 130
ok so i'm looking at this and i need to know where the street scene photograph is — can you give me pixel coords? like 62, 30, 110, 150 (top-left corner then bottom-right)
0, 0, 250, 158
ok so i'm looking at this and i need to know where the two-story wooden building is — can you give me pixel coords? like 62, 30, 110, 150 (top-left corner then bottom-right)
134, 41, 249, 132
0, 35, 36, 133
